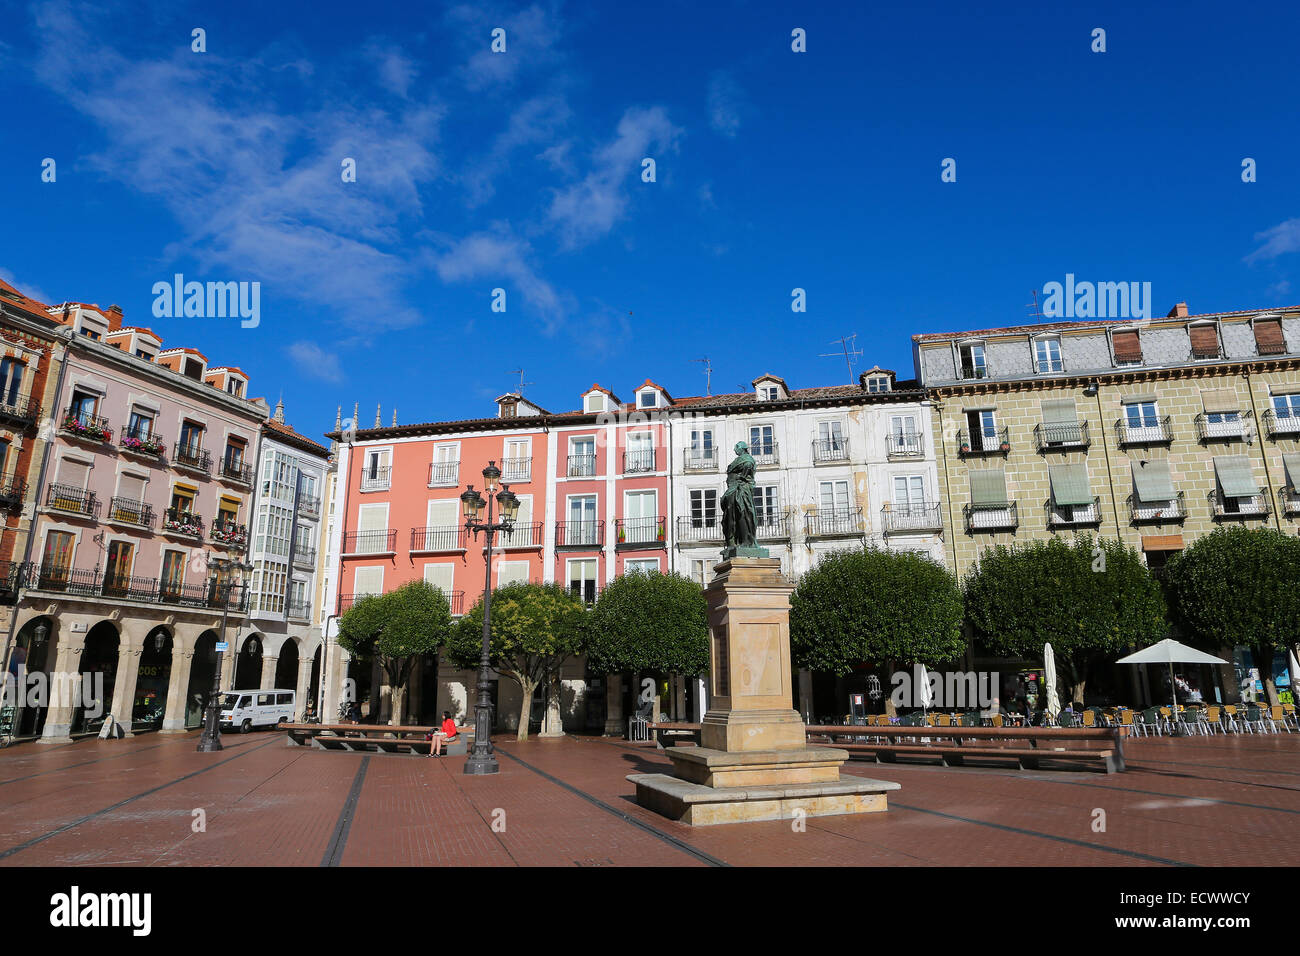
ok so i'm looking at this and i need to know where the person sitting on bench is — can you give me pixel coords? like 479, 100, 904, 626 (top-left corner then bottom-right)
429, 711, 459, 757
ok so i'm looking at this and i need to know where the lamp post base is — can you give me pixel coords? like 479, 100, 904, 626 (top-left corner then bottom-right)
463, 750, 499, 775
196, 735, 224, 753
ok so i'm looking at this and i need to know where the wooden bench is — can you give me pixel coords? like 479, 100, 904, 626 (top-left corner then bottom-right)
648, 721, 702, 749
282, 723, 469, 757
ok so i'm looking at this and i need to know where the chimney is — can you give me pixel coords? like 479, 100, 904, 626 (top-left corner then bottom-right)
106, 304, 124, 331
1167, 302, 1189, 318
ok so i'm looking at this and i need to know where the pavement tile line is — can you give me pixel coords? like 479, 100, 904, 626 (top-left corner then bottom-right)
1014, 773, 1300, 817
320, 756, 369, 868
0, 737, 280, 862
436, 755, 521, 866
495, 746, 729, 868
0, 738, 184, 787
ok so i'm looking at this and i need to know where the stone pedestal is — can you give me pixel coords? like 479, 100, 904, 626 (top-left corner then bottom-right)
630, 558, 898, 825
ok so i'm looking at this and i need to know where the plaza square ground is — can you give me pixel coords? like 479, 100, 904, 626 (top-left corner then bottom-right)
0, 731, 1295, 867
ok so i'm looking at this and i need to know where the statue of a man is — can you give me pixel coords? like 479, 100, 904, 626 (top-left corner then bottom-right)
721, 440, 763, 556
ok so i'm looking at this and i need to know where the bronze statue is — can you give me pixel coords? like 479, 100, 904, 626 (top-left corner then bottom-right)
721, 441, 768, 558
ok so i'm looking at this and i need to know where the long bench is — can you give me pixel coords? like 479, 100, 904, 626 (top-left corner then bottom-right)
642, 722, 1125, 773
282, 723, 468, 757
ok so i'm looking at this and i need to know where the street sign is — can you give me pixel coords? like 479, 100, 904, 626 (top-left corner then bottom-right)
215, 642, 229, 652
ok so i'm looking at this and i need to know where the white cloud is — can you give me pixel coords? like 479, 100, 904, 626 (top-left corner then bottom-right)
287, 340, 345, 383
1246, 218, 1300, 264
446, 2, 564, 92
463, 93, 572, 206
707, 71, 747, 138
432, 231, 567, 329
0, 269, 54, 306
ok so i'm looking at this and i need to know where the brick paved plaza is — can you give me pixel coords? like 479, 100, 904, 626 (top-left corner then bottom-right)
0, 731, 1295, 868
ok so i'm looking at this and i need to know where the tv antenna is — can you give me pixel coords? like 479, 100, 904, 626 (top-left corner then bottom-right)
820, 334, 863, 384
692, 357, 713, 396
1026, 290, 1045, 323
507, 368, 535, 395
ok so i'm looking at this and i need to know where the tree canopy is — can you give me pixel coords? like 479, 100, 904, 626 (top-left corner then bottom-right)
585, 571, 709, 676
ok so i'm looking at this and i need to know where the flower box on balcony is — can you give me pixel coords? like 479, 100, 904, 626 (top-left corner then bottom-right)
212, 525, 247, 547
163, 516, 203, 536
61, 416, 112, 442
121, 434, 166, 457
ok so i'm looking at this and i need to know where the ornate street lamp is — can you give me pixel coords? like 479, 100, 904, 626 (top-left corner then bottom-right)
460, 461, 520, 775
197, 556, 253, 753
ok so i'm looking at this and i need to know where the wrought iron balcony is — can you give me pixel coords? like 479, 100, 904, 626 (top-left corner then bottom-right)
805, 509, 865, 538
219, 459, 254, 486
107, 496, 155, 529
410, 526, 467, 552
343, 529, 397, 553
28, 564, 249, 611
881, 503, 943, 534
964, 501, 1019, 533
750, 441, 780, 468
1191, 339, 1222, 360
0, 394, 39, 428
211, 518, 248, 549
957, 426, 1010, 457
0, 473, 26, 509
1047, 497, 1102, 527
442, 590, 465, 616
298, 495, 321, 518
1279, 486, 1300, 517
958, 362, 989, 381
119, 429, 166, 459
61, 409, 113, 444
428, 460, 460, 486
555, 520, 604, 548
102, 573, 161, 602
1262, 408, 1300, 440
501, 457, 532, 482
885, 432, 923, 459
756, 510, 791, 540
1115, 416, 1173, 446
360, 466, 391, 492
615, 515, 667, 548
293, 543, 317, 565
1033, 420, 1090, 452
1194, 411, 1249, 443
163, 507, 205, 538
683, 448, 718, 472
172, 441, 212, 475
47, 483, 100, 518
812, 438, 850, 464
622, 449, 657, 474
287, 600, 311, 621
567, 454, 598, 477
498, 521, 543, 549
676, 516, 722, 543
1209, 491, 1271, 520
1128, 492, 1187, 523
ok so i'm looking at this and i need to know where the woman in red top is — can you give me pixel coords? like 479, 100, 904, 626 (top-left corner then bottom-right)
430, 711, 459, 757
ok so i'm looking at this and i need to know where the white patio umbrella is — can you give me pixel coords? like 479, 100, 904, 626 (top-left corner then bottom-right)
1116, 639, 1229, 730
1289, 648, 1300, 703
917, 663, 933, 716
1043, 643, 1061, 720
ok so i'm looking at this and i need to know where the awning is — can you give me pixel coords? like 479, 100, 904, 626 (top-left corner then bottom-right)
1131, 460, 1175, 502
1201, 388, 1239, 413
1121, 393, 1157, 405
1213, 456, 1259, 497
1049, 464, 1092, 506
1041, 399, 1077, 424
1283, 453, 1300, 488
969, 468, 1008, 506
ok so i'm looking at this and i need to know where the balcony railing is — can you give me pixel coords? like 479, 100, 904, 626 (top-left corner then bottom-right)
1047, 497, 1102, 527
163, 507, 205, 538
501, 457, 532, 482
881, 503, 942, 534
220, 459, 255, 486
360, 467, 391, 492
812, 438, 850, 464
1128, 492, 1187, 523
47, 483, 100, 518
622, 449, 657, 474
344, 529, 397, 554
683, 448, 718, 472
26, 563, 248, 611
298, 495, 321, 518
615, 516, 667, 547
555, 520, 604, 548
958, 362, 989, 381
1262, 408, 1300, 440
0, 394, 40, 427
1194, 412, 1249, 443
756, 510, 790, 540
1115, 416, 1173, 446
1033, 420, 1090, 452
441, 590, 466, 616
211, 518, 249, 549
567, 455, 598, 477
1278, 486, 1300, 517
498, 521, 543, 549
172, 441, 212, 475
429, 461, 460, 486
885, 432, 923, 459
957, 426, 1010, 457
805, 509, 865, 538
293, 543, 317, 565
964, 502, 1019, 532
750, 442, 779, 468
61, 409, 113, 443
107, 496, 155, 529
676, 516, 723, 543
101, 573, 162, 602
1209, 491, 1272, 520
119, 430, 166, 459
410, 526, 467, 552
287, 600, 311, 621
0, 473, 26, 508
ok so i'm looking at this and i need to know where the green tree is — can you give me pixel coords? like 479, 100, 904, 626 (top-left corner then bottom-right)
1164, 526, 1300, 705
963, 535, 1166, 704
446, 582, 586, 740
790, 549, 966, 683
585, 571, 709, 677
336, 580, 453, 725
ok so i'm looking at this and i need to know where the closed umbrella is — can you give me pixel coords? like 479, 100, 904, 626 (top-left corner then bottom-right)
1289, 648, 1300, 705
1116, 639, 1229, 735
917, 663, 933, 717
1044, 643, 1061, 721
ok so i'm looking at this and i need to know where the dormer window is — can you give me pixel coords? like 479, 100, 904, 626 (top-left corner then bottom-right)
226, 379, 244, 397
1033, 336, 1063, 374
865, 376, 890, 393
1189, 322, 1222, 360
958, 342, 987, 380
638, 391, 657, 409
1253, 316, 1286, 355
761, 386, 778, 401
584, 393, 605, 413
1112, 329, 1143, 365
183, 358, 204, 380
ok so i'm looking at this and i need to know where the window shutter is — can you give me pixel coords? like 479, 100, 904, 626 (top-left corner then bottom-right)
1282, 454, 1300, 489
118, 474, 147, 501
1048, 464, 1092, 506
59, 459, 90, 488
1213, 456, 1259, 497
427, 499, 458, 528
1041, 399, 1077, 424
1112, 330, 1142, 363
353, 567, 383, 595
358, 504, 387, 532
423, 564, 454, 595
1253, 319, 1286, 354
1201, 388, 1239, 414
1190, 324, 1220, 357
969, 468, 1008, 506
1131, 461, 1175, 502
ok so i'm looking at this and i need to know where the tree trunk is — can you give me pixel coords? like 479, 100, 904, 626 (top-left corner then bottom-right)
1071, 679, 1087, 706
390, 684, 405, 727
1263, 676, 1280, 707
540, 669, 564, 737
516, 677, 536, 741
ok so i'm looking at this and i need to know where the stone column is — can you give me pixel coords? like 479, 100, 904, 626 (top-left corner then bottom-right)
39, 636, 86, 743
259, 654, 278, 689
220, 641, 238, 690
162, 647, 195, 732
108, 637, 146, 736
294, 657, 313, 720
604, 673, 623, 735
673, 673, 686, 720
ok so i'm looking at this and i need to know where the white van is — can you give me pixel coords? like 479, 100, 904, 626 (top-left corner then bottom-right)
219, 688, 296, 733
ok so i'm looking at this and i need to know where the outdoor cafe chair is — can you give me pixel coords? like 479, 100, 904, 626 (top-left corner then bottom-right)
1240, 704, 1268, 734
1139, 708, 1165, 736
1203, 705, 1224, 734
1221, 704, 1242, 733
935, 713, 953, 727
1080, 710, 1097, 728
1274, 704, 1298, 732
1115, 709, 1136, 736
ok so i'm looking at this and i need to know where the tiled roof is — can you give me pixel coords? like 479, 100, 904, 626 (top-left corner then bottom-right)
913, 306, 1300, 343
263, 418, 330, 457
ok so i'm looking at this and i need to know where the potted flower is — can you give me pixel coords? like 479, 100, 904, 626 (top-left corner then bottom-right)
656, 522, 665, 542
998, 440, 1011, 453
959, 442, 970, 454
617, 526, 626, 543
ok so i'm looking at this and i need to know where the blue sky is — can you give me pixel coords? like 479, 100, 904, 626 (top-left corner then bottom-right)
2, 0, 1299, 439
